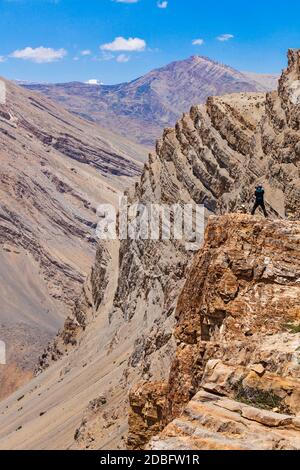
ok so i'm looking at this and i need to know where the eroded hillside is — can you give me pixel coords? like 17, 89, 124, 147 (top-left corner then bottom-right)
0, 78, 145, 399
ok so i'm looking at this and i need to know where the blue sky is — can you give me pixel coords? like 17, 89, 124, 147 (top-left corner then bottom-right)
0, 0, 300, 84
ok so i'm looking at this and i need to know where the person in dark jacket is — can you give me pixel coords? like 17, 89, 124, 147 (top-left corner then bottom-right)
251, 185, 267, 217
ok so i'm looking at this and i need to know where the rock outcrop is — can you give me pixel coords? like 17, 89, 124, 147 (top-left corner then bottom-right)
128, 382, 168, 450
167, 214, 300, 418
129, 214, 300, 449
148, 390, 300, 450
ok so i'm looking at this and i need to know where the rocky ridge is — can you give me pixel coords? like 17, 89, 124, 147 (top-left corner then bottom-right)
112, 49, 300, 392
129, 214, 300, 449
148, 390, 300, 450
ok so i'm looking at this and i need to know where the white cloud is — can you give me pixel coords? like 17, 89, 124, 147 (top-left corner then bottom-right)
100, 36, 146, 52
217, 34, 234, 42
0, 56, 6, 63
93, 51, 115, 62
192, 39, 204, 46
85, 79, 102, 85
81, 49, 92, 56
10, 46, 67, 63
157, 1, 168, 8
116, 54, 130, 63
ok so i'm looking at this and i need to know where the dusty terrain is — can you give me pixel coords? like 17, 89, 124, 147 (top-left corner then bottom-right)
25, 56, 278, 146
0, 78, 146, 399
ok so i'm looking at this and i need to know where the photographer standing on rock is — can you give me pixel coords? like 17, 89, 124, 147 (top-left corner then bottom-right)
251, 184, 268, 217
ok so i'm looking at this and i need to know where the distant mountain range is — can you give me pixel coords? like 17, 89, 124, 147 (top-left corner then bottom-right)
24, 56, 279, 146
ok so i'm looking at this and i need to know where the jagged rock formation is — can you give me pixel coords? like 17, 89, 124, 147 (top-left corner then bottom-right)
166, 214, 300, 418
128, 382, 168, 450
124, 50, 300, 449
0, 50, 298, 450
24, 56, 278, 146
0, 77, 145, 399
132, 214, 300, 450
113, 49, 300, 389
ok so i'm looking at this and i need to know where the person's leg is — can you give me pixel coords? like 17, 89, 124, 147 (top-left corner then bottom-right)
251, 202, 258, 215
261, 202, 268, 218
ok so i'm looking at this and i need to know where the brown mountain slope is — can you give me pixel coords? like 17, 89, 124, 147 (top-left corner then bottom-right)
0, 49, 299, 450
242, 71, 279, 91
24, 56, 277, 146
0, 78, 145, 400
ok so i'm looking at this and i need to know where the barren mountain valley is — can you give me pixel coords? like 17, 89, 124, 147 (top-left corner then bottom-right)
0, 49, 300, 452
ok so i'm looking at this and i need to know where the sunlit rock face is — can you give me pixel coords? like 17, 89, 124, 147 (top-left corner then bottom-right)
137, 214, 300, 450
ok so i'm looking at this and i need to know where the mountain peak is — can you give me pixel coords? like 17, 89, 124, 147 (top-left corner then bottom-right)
188, 54, 205, 62
188, 54, 218, 63
186, 54, 235, 69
